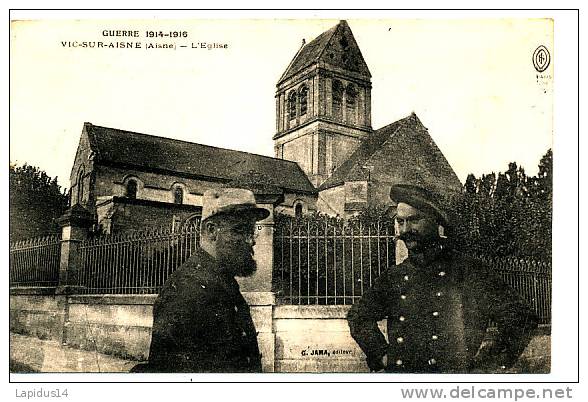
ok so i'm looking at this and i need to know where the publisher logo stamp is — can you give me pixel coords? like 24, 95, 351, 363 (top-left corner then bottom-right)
533, 45, 550, 72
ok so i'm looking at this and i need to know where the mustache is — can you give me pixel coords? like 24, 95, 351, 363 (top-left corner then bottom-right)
397, 233, 424, 243
398, 232, 421, 242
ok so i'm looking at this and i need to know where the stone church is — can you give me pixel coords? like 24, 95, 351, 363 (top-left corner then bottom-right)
68, 20, 461, 233
273, 20, 461, 215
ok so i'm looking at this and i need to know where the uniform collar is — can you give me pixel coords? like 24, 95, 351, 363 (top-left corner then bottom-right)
402, 246, 455, 279
406, 243, 446, 267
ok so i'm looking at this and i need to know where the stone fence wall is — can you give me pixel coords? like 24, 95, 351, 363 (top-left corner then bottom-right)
9, 290, 374, 372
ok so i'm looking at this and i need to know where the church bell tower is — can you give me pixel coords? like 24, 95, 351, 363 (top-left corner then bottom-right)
274, 20, 373, 187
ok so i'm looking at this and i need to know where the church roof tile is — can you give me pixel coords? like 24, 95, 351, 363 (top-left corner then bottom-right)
318, 113, 462, 194
85, 123, 315, 194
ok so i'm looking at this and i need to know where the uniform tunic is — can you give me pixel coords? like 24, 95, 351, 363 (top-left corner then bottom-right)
347, 248, 538, 373
135, 249, 262, 373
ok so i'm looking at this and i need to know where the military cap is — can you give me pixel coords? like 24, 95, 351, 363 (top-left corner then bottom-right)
202, 188, 269, 222
389, 184, 449, 226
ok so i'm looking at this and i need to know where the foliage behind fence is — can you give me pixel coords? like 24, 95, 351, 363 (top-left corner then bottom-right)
474, 254, 552, 324
9, 235, 61, 287
273, 217, 395, 305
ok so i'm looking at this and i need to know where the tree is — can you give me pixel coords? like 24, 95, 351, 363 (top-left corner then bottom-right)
464, 174, 477, 195
454, 149, 552, 261
9, 163, 70, 241
535, 148, 553, 201
478, 172, 496, 198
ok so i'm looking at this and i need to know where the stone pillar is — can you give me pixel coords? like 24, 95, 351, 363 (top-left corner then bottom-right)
276, 92, 281, 133
359, 86, 366, 126
55, 205, 94, 295
238, 192, 283, 373
229, 171, 284, 372
238, 195, 280, 293
325, 77, 332, 116
395, 240, 409, 265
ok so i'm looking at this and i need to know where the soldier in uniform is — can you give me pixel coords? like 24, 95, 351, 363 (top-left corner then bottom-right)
347, 184, 538, 373
132, 187, 269, 373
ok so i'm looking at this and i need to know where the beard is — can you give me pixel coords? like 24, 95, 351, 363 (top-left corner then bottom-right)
216, 240, 258, 278
399, 232, 421, 250
399, 232, 437, 252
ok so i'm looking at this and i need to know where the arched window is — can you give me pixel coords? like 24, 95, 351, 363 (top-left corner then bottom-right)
174, 187, 184, 205
76, 170, 84, 204
332, 80, 343, 119
288, 91, 297, 120
295, 203, 303, 219
126, 179, 137, 199
299, 85, 309, 116
345, 84, 357, 124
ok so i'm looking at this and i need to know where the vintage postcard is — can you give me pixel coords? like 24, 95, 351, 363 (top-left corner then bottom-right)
7, 9, 579, 395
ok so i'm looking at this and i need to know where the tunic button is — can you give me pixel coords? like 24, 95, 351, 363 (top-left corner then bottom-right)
400, 295, 407, 300
234, 306, 239, 312
399, 316, 406, 322
436, 292, 442, 297
242, 331, 247, 337
432, 335, 438, 340
403, 275, 409, 281
432, 311, 439, 317
396, 337, 404, 343
428, 358, 437, 365
438, 271, 446, 277
396, 359, 403, 366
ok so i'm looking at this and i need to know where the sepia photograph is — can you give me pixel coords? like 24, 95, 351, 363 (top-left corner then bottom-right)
7, 9, 578, 390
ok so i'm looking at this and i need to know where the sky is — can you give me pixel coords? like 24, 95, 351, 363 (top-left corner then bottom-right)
10, 17, 553, 189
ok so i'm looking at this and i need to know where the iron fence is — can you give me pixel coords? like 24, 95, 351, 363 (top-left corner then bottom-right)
273, 218, 395, 305
9, 235, 61, 287
11, 216, 551, 323
76, 223, 200, 294
475, 254, 552, 325
272, 217, 552, 323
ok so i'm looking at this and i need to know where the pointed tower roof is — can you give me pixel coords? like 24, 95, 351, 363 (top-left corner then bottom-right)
278, 20, 371, 84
